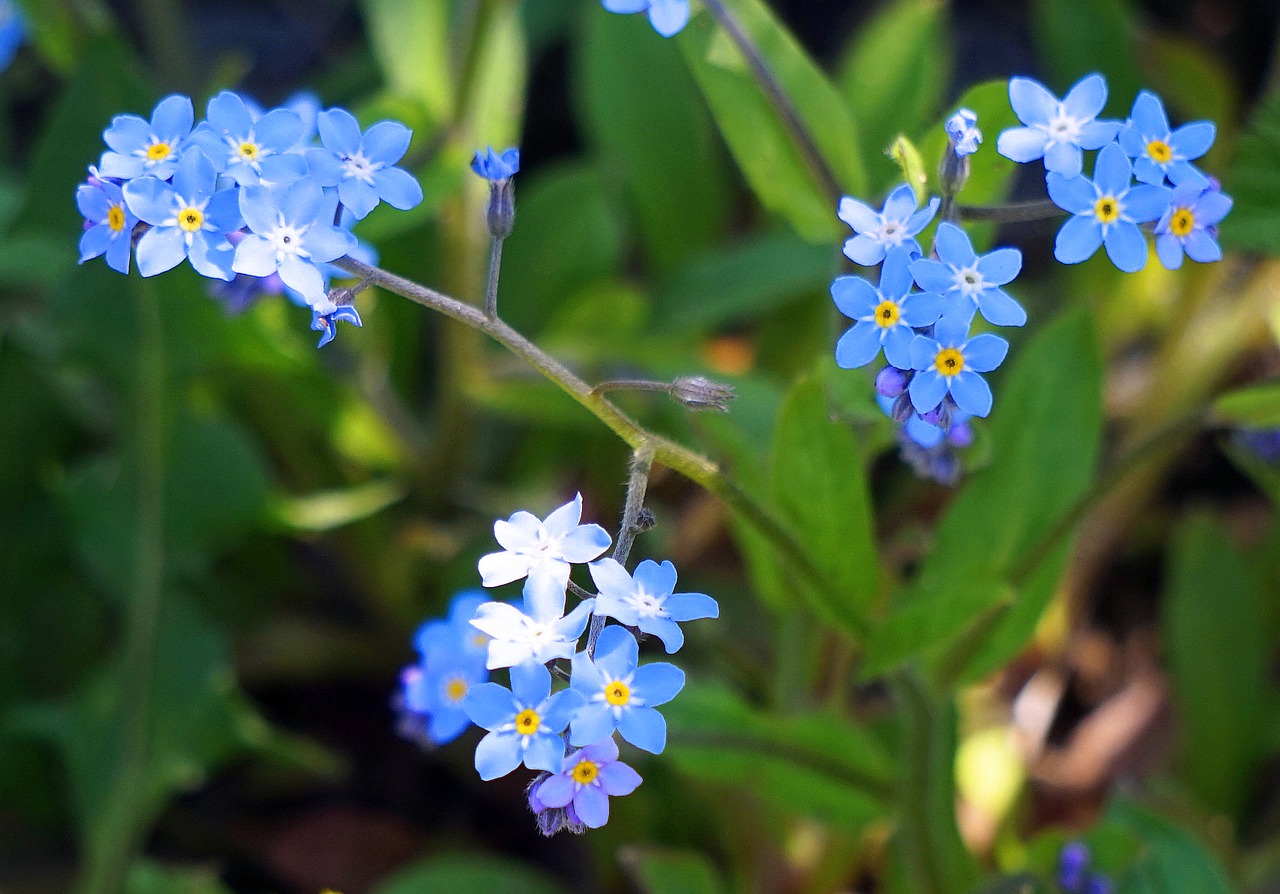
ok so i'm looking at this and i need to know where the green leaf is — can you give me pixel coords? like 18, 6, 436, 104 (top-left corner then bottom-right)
866, 310, 1104, 678
125, 861, 235, 894
361, 0, 453, 124
1213, 381, 1280, 428
1224, 87, 1280, 255
665, 683, 893, 828
273, 480, 409, 532
837, 0, 949, 189
577, 11, 730, 270
1030, 0, 1142, 114
1107, 800, 1236, 894
620, 848, 728, 894
771, 374, 882, 636
680, 0, 865, 242
887, 135, 930, 203
1164, 516, 1270, 819
374, 852, 571, 894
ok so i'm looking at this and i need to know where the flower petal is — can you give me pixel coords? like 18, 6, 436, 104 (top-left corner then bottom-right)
618, 706, 667, 753
996, 126, 1049, 163
1009, 76, 1058, 125
1062, 73, 1107, 120
974, 287, 1026, 327
837, 196, 879, 232
976, 247, 1022, 286
373, 166, 423, 210
134, 225, 187, 277
1046, 173, 1096, 215
834, 321, 884, 370
632, 662, 685, 706
830, 275, 879, 319
474, 731, 523, 780
948, 371, 993, 417
963, 333, 1009, 372
462, 681, 518, 730
666, 591, 718, 622
569, 704, 618, 748
1054, 215, 1103, 264
574, 785, 610, 828
908, 369, 948, 415
1103, 221, 1148, 272
933, 222, 975, 268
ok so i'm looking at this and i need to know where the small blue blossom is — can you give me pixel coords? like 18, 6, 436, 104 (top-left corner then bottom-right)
569, 626, 685, 753
306, 108, 423, 219
946, 108, 982, 157
462, 661, 585, 780
233, 176, 357, 305
1057, 841, 1090, 892
832, 246, 945, 369
98, 94, 196, 181
76, 179, 137, 274
910, 222, 1026, 327
470, 578, 596, 669
1154, 182, 1231, 270
908, 315, 1009, 418
415, 590, 493, 669
1236, 428, 1280, 463
188, 90, 309, 186
532, 736, 643, 829
471, 146, 520, 181
1047, 142, 1172, 273
398, 650, 489, 748
477, 492, 612, 621
311, 304, 362, 348
838, 183, 940, 267
123, 150, 242, 280
0, 0, 25, 73
996, 73, 1121, 177
602, 0, 690, 38
588, 558, 718, 654
1118, 91, 1215, 187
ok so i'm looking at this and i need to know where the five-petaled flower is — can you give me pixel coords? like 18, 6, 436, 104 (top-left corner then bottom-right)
189, 90, 309, 186
471, 146, 521, 181
832, 246, 945, 370
98, 94, 196, 182
1118, 91, 1215, 187
1154, 182, 1232, 271
996, 73, 1121, 177
469, 579, 597, 669
462, 661, 585, 780
532, 736, 643, 829
77, 179, 138, 274
306, 108, 424, 219
908, 316, 1009, 418
910, 222, 1026, 327
569, 626, 685, 753
838, 183, 940, 267
588, 558, 718, 653
945, 108, 982, 157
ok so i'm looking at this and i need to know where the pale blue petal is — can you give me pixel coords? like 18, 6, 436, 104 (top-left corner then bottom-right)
362, 121, 413, 165
1183, 229, 1221, 263
1118, 123, 1147, 157
474, 731, 523, 780
96, 153, 144, 180
1046, 173, 1096, 214
589, 558, 636, 601
843, 233, 885, 266
899, 291, 945, 327
510, 660, 552, 705
1197, 191, 1232, 224
1132, 156, 1166, 186
282, 177, 325, 227
1043, 141, 1082, 177
581, 736, 621, 764
204, 188, 245, 233
187, 232, 236, 281
1103, 221, 1148, 272
909, 334, 938, 370
306, 147, 344, 186
830, 275, 879, 318
1093, 143, 1132, 195
835, 321, 884, 369
124, 177, 177, 226
318, 107, 362, 156
1055, 215, 1103, 264
570, 652, 607, 695
963, 333, 1009, 372
1171, 121, 1215, 160
150, 94, 194, 138
373, 166, 423, 210
556, 600, 596, 640
910, 258, 953, 294
233, 235, 278, 276
338, 178, 380, 220
103, 115, 151, 154
172, 147, 216, 200
259, 152, 310, 185
641, 617, 684, 653
543, 689, 586, 733
1168, 161, 1210, 189
574, 786, 610, 828
975, 288, 1026, 327
462, 682, 517, 730
1156, 233, 1184, 270
598, 761, 642, 796
278, 255, 327, 303
523, 732, 567, 773
77, 184, 111, 220
648, 0, 690, 37
570, 704, 617, 747
882, 325, 916, 369
933, 222, 975, 267
933, 314, 969, 346
206, 91, 254, 138
537, 773, 575, 808
79, 226, 113, 262
604, 0, 650, 12
879, 245, 915, 297
105, 230, 133, 274
557, 523, 612, 563
428, 708, 471, 745
1078, 119, 1121, 149
256, 107, 306, 151
996, 126, 1049, 163
837, 196, 879, 232
305, 225, 357, 264
237, 184, 280, 235
882, 183, 918, 221
976, 247, 1021, 285
905, 197, 940, 235
632, 662, 684, 705
1125, 184, 1173, 222
1008, 77, 1058, 125
594, 630, 639, 679
633, 559, 677, 598
948, 371, 993, 417
135, 226, 187, 276
908, 370, 948, 415
667, 591, 718, 621
618, 706, 666, 753
1062, 73, 1107, 120
1128, 91, 1169, 137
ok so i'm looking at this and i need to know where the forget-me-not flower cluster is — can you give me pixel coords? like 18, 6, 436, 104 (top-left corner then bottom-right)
600, 0, 690, 37
396, 494, 717, 835
76, 91, 424, 346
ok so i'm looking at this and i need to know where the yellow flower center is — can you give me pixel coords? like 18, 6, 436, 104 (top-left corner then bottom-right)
444, 678, 469, 703
1146, 139, 1172, 164
572, 760, 600, 785
177, 206, 204, 232
874, 299, 901, 329
604, 681, 631, 707
107, 205, 126, 232
146, 141, 172, 161
515, 708, 541, 736
238, 141, 260, 161
472, 633, 489, 649
934, 347, 965, 377
1094, 196, 1120, 224
1170, 208, 1195, 237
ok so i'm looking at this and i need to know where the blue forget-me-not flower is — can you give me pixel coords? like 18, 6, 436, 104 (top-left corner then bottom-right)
1118, 91, 1215, 187
946, 108, 982, 157
569, 625, 685, 753
832, 245, 945, 370
838, 183, 940, 266
996, 74, 1121, 177
910, 222, 1026, 327
306, 108, 423, 219
189, 90, 309, 186
462, 661, 585, 780
470, 581, 597, 669
98, 95, 196, 182
471, 147, 521, 181
1047, 142, 1173, 272
908, 315, 1009, 418
532, 736, 643, 829
588, 558, 718, 654
1154, 182, 1232, 270
601, 0, 690, 38
77, 179, 138, 274
397, 590, 493, 747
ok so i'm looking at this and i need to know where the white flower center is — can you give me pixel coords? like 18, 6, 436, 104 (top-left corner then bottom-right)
877, 219, 906, 246
269, 216, 310, 260
341, 151, 382, 185
629, 588, 667, 620
953, 264, 986, 298
1045, 110, 1082, 144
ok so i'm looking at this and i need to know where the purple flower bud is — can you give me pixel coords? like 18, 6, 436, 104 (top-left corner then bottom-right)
875, 365, 909, 398
1058, 841, 1090, 893
946, 421, 974, 448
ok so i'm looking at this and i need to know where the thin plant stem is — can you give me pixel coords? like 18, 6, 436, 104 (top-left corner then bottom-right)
699, 0, 843, 206
484, 235, 504, 318
591, 379, 673, 396
587, 446, 655, 656
957, 198, 1063, 223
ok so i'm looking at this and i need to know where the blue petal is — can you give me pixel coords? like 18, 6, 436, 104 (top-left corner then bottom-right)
427, 707, 472, 745
879, 245, 915, 298
305, 225, 357, 264
204, 188, 245, 233
1062, 73, 1107, 120
278, 255, 327, 304
976, 247, 1021, 286
1054, 215, 1104, 264
474, 731, 523, 780
1125, 184, 1173, 223
1183, 229, 1221, 263
1132, 156, 1166, 186
899, 291, 945, 328
1046, 173, 1096, 215
574, 785, 610, 828
842, 233, 886, 266
666, 591, 718, 622
882, 325, 916, 369
996, 126, 1049, 163
237, 184, 280, 235
933, 222, 975, 268
78, 225, 113, 262
882, 183, 918, 221
948, 371, 993, 417
124, 177, 177, 227
1129, 91, 1169, 138
569, 703, 617, 748
632, 662, 685, 706
150, 94, 194, 138
105, 230, 133, 274
76, 184, 111, 221
905, 197, 940, 235
1171, 121, 1215, 160
373, 166, 423, 210
909, 334, 939, 370
1196, 190, 1233, 225
1093, 143, 1132, 196
1077, 120, 1120, 150
830, 275, 879, 319
837, 196, 879, 232
835, 321, 884, 370
593, 625, 638, 668
318, 107, 363, 156
1156, 233, 1185, 270
256, 107, 307, 152
462, 681, 517, 729
963, 333, 1009, 372
598, 760, 642, 796
135, 226, 187, 277
282, 177, 325, 227
933, 314, 969, 347
537, 773, 575, 808
362, 120, 413, 165
103, 114, 151, 154
542, 688, 587, 732
632, 559, 677, 598
510, 660, 552, 705
1103, 221, 1148, 272
187, 232, 236, 281
233, 234, 278, 277
522, 731, 567, 773
908, 370, 948, 415
338, 178, 380, 220
306, 147, 344, 187
617, 706, 667, 753
640, 617, 684, 653
910, 258, 953, 294
975, 288, 1026, 327
206, 91, 254, 138
172, 147, 216, 201
647, 0, 690, 36
1008, 77, 1057, 125
1043, 141, 1082, 177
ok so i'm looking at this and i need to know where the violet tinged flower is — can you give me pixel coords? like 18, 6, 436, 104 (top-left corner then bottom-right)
77, 179, 137, 274
188, 90, 309, 186
1235, 428, 1280, 463
838, 183, 940, 266
470, 578, 596, 669
569, 625, 685, 753
1058, 841, 1090, 892
910, 222, 1026, 327
471, 146, 520, 181
0, 0, 25, 73
233, 177, 357, 306
588, 558, 718, 654
533, 736, 643, 829
832, 245, 945, 369
311, 304, 362, 348
602, 0, 690, 38
1118, 90, 1215, 187
996, 73, 1121, 177
946, 108, 982, 157
123, 150, 242, 280
398, 651, 489, 747
306, 108, 423, 219
97, 94, 195, 181
462, 661, 585, 780
908, 315, 1008, 418
528, 774, 586, 836
1047, 143, 1173, 273
875, 365, 909, 398
477, 493, 611, 620
1154, 182, 1231, 270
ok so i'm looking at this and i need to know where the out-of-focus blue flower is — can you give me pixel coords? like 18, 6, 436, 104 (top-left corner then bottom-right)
1236, 428, 1280, 463
569, 625, 684, 753
1118, 91, 1214, 187
1058, 841, 1090, 892
477, 493, 611, 621
908, 315, 1008, 418
946, 108, 982, 157
123, 150, 242, 280
602, 0, 690, 38
306, 108, 423, 219
416, 590, 493, 669
1154, 182, 1231, 270
311, 304, 362, 348
188, 91, 309, 186
471, 146, 520, 181
0, 0, 25, 73
462, 661, 585, 780
910, 222, 1026, 327
470, 579, 596, 669
233, 177, 357, 305
1047, 143, 1172, 273
832, 246, 945, 369
996, 73, 1121, 176
98, 95, 196, 181
838, 184, 940, 266
588, 558, 718, 654
532, 736, 642, 829
77, 179, 137, 274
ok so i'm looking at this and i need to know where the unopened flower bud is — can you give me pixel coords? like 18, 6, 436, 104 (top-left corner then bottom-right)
940, 109, 980, 197
670, 375, 735, 412
875, 365, 909, 398
472, 146, 520, 239
890, 392, 916, 424
946, 420, 974, 448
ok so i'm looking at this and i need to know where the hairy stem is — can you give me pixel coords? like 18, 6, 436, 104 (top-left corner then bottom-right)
484, 235, 505, 319
587, 447, 656, 655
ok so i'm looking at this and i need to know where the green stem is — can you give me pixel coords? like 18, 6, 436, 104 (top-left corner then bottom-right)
957, 198, 1063, 224
587, 446, 655, 655
484, 234, 505, 319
